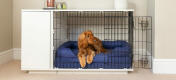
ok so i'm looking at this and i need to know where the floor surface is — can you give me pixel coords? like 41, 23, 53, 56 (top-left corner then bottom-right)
0, 61, 176, 80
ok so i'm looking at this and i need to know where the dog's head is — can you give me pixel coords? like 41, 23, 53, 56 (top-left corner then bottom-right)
84, 30, 94, 39
78, 30, 94, 43
83, 30, 96, 45
88, 36, 99, 45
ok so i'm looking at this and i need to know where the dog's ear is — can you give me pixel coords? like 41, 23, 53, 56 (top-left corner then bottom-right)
78, 32, 86, 42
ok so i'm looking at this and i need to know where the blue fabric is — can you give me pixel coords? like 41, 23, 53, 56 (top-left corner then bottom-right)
55, 57, 132, 69
55, 40, 132, 69
55, 63, 131, 69
56, 41, 131, 57
55, 56, 131, 63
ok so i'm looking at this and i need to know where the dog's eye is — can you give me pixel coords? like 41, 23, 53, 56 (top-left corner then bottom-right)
87, 35, 89, 38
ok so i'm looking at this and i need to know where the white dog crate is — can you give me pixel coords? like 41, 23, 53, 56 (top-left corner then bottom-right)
21, 9, 152, 73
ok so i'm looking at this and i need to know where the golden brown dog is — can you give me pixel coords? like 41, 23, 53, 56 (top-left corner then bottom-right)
78, 30, 95, 68
78, 30, 106, 68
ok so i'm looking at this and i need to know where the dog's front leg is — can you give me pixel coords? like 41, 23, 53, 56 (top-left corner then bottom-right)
87, 48, 95, 64
78, 51, 86, 68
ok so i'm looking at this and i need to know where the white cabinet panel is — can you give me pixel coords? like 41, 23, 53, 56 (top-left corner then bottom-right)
21, 11, 51, 70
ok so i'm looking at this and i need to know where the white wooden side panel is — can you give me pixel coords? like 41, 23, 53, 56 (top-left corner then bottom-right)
21, 11, 51, 70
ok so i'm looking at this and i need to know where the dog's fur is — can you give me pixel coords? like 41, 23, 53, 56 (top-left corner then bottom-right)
88, 37, 107, 54
78, 30, 95, 68
78, 30, 106, 68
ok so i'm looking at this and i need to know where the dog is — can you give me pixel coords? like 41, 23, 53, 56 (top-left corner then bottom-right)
78, 30, 95, 68
78, 30, 107, 68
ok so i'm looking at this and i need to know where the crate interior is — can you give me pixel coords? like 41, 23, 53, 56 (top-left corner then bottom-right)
53, 11, 152, 69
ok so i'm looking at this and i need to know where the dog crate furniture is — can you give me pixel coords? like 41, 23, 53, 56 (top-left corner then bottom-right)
21, 9, 152, 74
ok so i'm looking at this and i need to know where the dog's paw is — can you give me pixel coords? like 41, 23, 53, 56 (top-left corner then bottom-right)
87, 51, 95, 64
80, 61, 86, 68
87, 58, 93, 64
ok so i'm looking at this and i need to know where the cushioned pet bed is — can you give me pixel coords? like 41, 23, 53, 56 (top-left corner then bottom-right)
54, 40, 132, 69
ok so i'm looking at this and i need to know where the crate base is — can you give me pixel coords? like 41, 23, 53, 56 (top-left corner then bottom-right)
27, 69, 133, 74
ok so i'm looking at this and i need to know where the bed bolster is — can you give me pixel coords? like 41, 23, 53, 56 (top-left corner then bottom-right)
57, 48, 76, 57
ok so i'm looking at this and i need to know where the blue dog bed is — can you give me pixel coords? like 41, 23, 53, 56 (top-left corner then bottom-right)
54, 40, 132, 69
